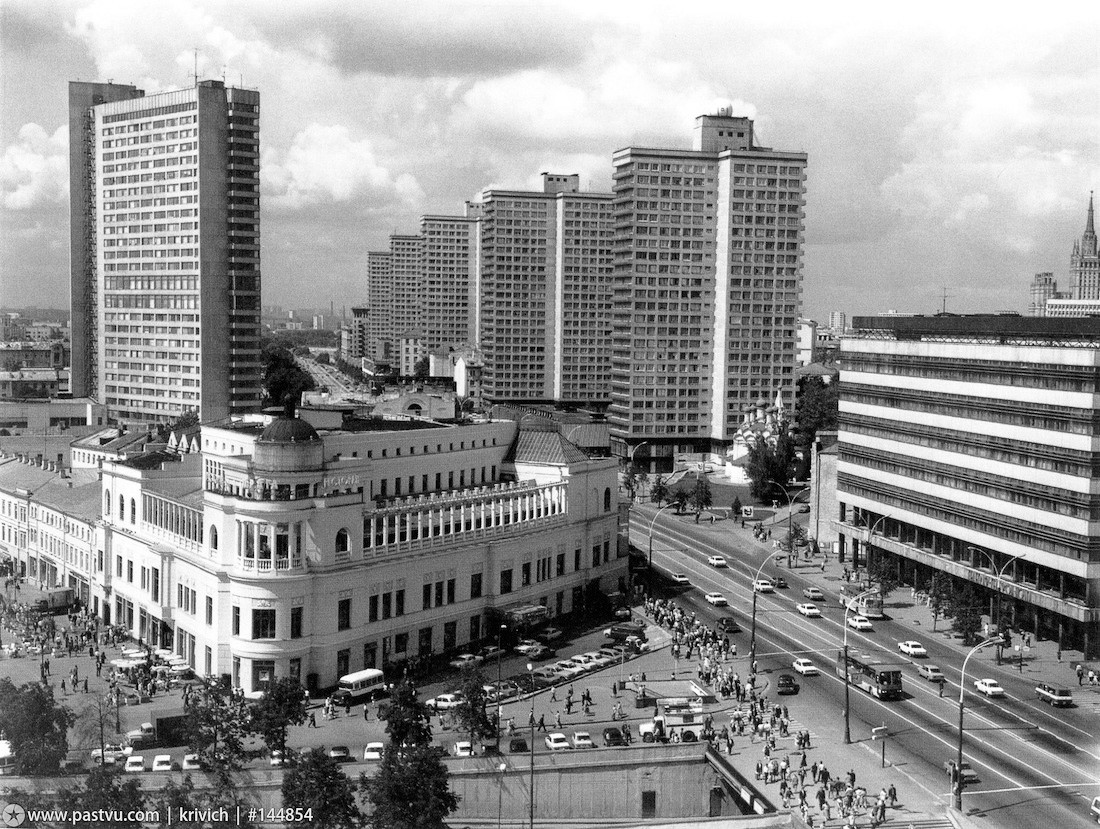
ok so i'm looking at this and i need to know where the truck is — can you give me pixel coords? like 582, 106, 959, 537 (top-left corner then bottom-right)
124, 714, 192, 750
638, 697, 706, 743
35, 588, 74, 615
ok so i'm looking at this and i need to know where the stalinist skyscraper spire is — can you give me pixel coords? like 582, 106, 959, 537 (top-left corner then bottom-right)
1071, 192, 1099, 299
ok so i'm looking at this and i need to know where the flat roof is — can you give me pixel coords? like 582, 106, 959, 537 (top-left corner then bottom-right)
850, 314, 1100, 340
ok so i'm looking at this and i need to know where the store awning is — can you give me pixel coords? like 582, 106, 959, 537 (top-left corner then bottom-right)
504, 604, 550, 625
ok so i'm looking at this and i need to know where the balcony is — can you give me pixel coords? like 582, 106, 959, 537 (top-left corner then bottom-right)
236, 555, 305, 574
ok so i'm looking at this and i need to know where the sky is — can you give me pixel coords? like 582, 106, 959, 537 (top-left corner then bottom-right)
1, 0, 1098, 321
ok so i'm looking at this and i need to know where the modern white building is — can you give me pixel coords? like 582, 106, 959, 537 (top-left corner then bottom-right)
68, 79, 262, 423
0, 412, 625, 692
836, 315, 1100, 656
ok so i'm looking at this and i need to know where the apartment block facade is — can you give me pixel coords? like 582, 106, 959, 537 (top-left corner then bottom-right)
68, 80, 262, 423
608, 111, 807, 470
836, 315, 1100, 656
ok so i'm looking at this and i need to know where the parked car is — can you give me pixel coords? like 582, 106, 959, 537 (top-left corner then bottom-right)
917, 664, 945, 682
974, 678, 1005, 698
514, 640, 541, 656
327, 746, 353, 763
898, 641, 928, 657
151, 755, 173, 773
602, 727, 626, 747
508, 737, 529, 753
847, 615, 873, 631
797, 504, 811, 513
544, 733, 571, 751
802, 586, 825, 600
669, 573, 690, 585
796, 603, 821, 617
571, 731, 595, 749
707, 555, 727, 567
1036, 683, 1073, 707
478, 645, 506, 661
776, 674, 800, 695
90, 743, 132, 766
945, 759, 979, 783
425, 692, 465, 711
449, 653, 483, 670
614, 607, 633, 620
553, 660, 588, 679
752, 579, 774, 593
453, 741, 474, 757
182, 753, 204, 771
537, 627, 564, 642
715, 617, 741, 633
792, 659, 819, 676
704, 592, 728, 606
364, 742, 384, 761
123, 755, 146, 773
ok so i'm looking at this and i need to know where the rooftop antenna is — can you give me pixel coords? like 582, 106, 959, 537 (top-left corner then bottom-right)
939, 286, 954, 314
192, 47, 199, 85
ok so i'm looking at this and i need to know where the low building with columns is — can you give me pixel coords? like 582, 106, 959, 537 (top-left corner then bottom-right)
2, 410, 625, 693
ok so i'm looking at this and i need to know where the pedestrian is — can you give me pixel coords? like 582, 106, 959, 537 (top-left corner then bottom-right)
363, 703, 369, 721
83, 678, 89, 694
938, 677, 945, 697
888, 783, 897, 806
308, 712, 317, 728
848, 769, 856, 787
551, 686, 558, 701
60, 679, 66, 694
812, 760, 820, 782
344, 700, 351, 716
537, 714, 546, 732
612, 681, 618, 697
565, 698, 573, 715
1077, 664, 1084, 685
555, 712, 562, 730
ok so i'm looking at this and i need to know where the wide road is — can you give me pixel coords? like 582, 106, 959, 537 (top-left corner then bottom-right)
630, 506, 1100, 829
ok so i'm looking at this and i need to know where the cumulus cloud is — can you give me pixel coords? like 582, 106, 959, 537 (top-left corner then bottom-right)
262, 124, 423, 210
0, 123, 68, 210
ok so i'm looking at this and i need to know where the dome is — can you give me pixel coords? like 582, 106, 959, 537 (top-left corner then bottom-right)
258, 417, 320, 444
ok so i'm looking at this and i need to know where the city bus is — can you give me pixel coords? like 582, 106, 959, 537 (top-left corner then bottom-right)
332, 668, 387, 705
835, 651, 904, 699
840, 585, 885, 619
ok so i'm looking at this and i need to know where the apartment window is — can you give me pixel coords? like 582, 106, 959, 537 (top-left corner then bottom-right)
394, 632, 408, 654
592, 545, 600, 567
290, 606, 303, 639
469, 614, 481, 642
470, 573, 483, 599
205, 596, 213, 625
337, 649, 350, 677
521, 562, 531, 587
369, 595, 379, 622
574, 549, 581, 571
338, 598, 351, 631
423, 584, 432, 611
382, 592, 392, 620
127, 561, 133, 583
443, 621, 457, 651
556, 553, 566, 576
151, 568, 160, 603
446, 579, 455, 604
252, 609, 276, 640
500, 569, 513, 595
205, 647, 212, 677
117, 555, 122, 577
418, 626, 433, 656
434, 581, 444, 607
603, 540, 611, 563
232, 606, 240, 636
395, 589, 405, 617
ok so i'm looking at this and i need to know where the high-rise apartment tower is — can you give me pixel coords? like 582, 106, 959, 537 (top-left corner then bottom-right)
68, 80, 262, 422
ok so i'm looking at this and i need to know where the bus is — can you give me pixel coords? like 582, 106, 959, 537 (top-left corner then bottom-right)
332, 668, 387, 705
835, 651, 903, 699
840, 585, 885, 619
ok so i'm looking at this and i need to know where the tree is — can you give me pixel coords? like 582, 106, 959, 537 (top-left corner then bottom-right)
689, 477, 712, 523
262, 340, 317, 415
55, 766, 148, 829
315, 351, 331, 365
622, 467, 638, 503
413, 356, 430, 377
671, 488, 689, 514
948, 583, 983, 646
732, 496, 743, 518
184, 677, 257, 772
453, 667, 497, 749
154, 776, 207, 829
283, 748, 365, 829
251, 677, 308, 759
745, 432, 796, 503
0, 678, 73, 775
865, 556, 901, 602
377, 680, 433, 748
928, 572, 952, 632
359, 744, 459, 829
650, 475, 669, 508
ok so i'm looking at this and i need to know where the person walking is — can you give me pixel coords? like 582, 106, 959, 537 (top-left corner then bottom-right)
555, 711, 562, 730
887, 783, 897, 806
1077, 664, 1085, 685
308, 712, 317, 728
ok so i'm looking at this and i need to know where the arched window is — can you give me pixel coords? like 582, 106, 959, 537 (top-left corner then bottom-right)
118, 494, 125, 520
604, 487, 612, 512
105, 490, 112, 516
335, 528, 350, 553
130, 498, 137, 524
209, 526, 218, 551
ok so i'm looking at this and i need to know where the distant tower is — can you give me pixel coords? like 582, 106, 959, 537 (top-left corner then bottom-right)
1071, 193, 1100, 299
1028, 272, 1058, 316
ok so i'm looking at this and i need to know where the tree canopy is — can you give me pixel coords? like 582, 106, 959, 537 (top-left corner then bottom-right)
0, 678, 73, 775
282, 748, 365, 829
689, 477, 712, 522
184, 677, 257, 772
745, 432, 796, 504
262, 340, 316, 415
377, 680, 433, 748
649, 475, 669, 507
251, 677, 308, 758
453, 667, 497, 748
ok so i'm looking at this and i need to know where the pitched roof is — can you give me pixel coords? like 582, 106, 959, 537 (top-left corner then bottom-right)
506, 420, 590, 465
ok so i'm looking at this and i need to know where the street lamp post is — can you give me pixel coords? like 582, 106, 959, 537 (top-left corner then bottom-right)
955, 638, 1001, 811
768, 480, 810, 567
527, 661, 535, 829
629, 441, 649, 502
748, 551, 775, 671
496, 624, 507, 749
859, 513, 890, 572
843, 587, 878, 744
497, 761, 507, 829
646, 502, 676, 569
966, 546, 1024, 665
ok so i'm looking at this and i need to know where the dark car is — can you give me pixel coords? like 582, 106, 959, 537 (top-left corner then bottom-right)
327, 745, 353, 763
776, 674, 799, 695
715, 617, 741, 634
1036, 683, 1073, 707
508, 737, 529, 753
602, 727, 626, 747
506, 673, 539, 693
774, 576, 789, 589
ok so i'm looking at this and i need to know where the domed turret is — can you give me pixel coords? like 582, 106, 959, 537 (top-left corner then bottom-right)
254, 417, 323, 473
258, 418, 320, 444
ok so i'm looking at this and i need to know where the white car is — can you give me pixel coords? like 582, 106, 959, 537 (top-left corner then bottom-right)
847, 615, 873, 631
514, 640, 541, 656
802, 586, 825, 600
544, 732, 571, 751
704, 592, 728, 606
151, 755, 173, 773
974, 678, 1005, 698
123, 755, 146, 773
553, 660, 588, 679
363, 742, 384, 761
898, 640, 928, 657
571, 731, 595, 749
569, 653, 600, 670
182, 753, 203, 771
670, 573, 690, 585
90, 743, 132, 766
796, 603, 821, 617
449, 653, 483, 670
270, 750, 289, 767
425, 692, 465, 711
453, 741, 474, 757
753, 579, 774, 593
792, 658, 819, 676
707, 555, 727, 567
582, 651, 614, 668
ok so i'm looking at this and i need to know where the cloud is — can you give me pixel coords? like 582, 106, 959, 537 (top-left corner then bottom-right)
0, 123, 68, 210
262, 124, 423, 210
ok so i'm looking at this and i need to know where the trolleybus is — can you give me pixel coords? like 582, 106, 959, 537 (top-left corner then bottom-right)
835, 650, 903, 699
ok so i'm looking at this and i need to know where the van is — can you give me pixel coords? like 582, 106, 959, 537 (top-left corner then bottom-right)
605, 621, 647, 642
332, 668, 386, 705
